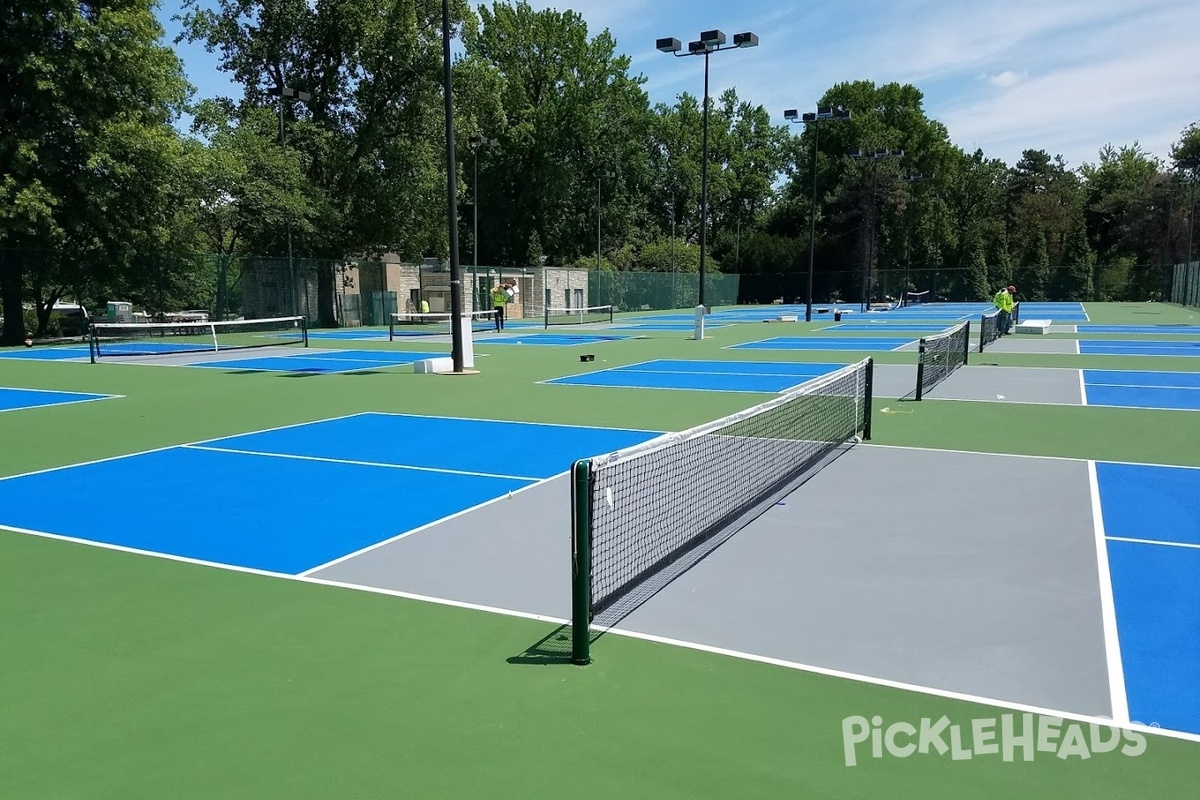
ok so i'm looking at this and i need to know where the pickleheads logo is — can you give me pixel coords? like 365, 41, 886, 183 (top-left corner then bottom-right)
841, 714, 1147, 767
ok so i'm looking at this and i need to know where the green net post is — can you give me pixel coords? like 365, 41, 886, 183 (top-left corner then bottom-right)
301, 317, 309, 347
88, 324, 97, 364
963, 320, 970, 365
914, 340, 926, 401
862, 358, 874, 441
570, 458, 592, 665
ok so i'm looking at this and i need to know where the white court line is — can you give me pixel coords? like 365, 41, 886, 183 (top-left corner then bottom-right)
610, 366, 838, 379
3, 520, 1197, 744
361, 409, 663, 436
0, 411, 370, 483
1079, 369, 1088, 405
297, 474, 563, 576
861, 442, 1200, 472
1075, 339, 1082, 355
183, 444, 543, 483
1088, 460, 1130, 725
0, 391, 123, 414
1086, 382, 1200, 391
1106, 536, 1200, 551
538, 377, 777, 395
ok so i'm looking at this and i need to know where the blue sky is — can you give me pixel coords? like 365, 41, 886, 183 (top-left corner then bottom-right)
158, 0, 1200, 170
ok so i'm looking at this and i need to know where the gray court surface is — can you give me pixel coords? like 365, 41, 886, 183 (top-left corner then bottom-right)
312, 444, 1112, 718
922, 365, 1084, 405
979, 337, 1080, 354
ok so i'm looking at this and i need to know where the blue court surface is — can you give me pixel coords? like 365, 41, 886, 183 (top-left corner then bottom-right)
0, 345, 91, 361
0, 387, 117, 413
729, 336, 913, 352
544, 359, 846, 393
819, 323, 954, 332
1075, 324, 1200, 336
1096, 462, 1200, 734
190, 349, 448, 374
612, 322, 728, 331
1078, 340, 1200, 357
1082, 369, 1200, 411
304, 329, 389, 340
481, 334, 629, 346
0, 413, 659, 574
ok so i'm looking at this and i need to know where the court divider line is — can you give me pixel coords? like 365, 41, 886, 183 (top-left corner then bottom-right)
1078, 369, 1088, 406
1085, 381, 1200, 391
538, 378, 779, 396
362, 409, 663, 435
0, 392, 124, 414
1087, 460, 1130, 725
862, 442, 1200, 472
1106, 536, 1200, 551
4, 519, 1197, 744
907, 395, 1200, 413
296, 474, 562, 576
0, 412, 371, 483
183, 444, 543, 483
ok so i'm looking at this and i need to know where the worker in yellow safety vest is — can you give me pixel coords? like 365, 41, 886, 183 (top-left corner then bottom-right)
491, 284, 508, 331
993, 285, 1015, 334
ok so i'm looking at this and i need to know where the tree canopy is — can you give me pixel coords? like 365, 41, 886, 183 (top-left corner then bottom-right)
2, 1, 1197, 341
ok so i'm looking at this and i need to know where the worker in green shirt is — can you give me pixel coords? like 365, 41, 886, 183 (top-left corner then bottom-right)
491, 284, 508, 331
993, 285, 1015, 334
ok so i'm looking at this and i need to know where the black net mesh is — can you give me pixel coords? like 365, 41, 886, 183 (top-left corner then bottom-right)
915, 321, 969, 399
389, 311, 497, 338
581, 359, 873, 626
979, 302, 1021, 353
90, 317, 305, 358
545, 305, 614, 327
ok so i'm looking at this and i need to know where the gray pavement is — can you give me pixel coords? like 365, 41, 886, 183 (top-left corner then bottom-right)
311, 443, 1112, 719
925, 365, 1084, 405
980, 336, 1080, 354
615, 445, 1112, 717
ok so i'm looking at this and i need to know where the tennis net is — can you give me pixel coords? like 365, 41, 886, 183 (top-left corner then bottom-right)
979, 302, 1021, 353
915, 321, 970, 400
569, 358, 874, 664
89, 316, 306, 362
389, 311, 496, 339
545, 305, 613, 328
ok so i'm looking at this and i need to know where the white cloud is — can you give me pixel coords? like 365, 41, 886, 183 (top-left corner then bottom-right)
987, 71, 1024, 88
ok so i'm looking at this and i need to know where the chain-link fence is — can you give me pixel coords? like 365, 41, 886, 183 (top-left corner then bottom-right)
734, 262, 1176, 305
588, 270, 740, 312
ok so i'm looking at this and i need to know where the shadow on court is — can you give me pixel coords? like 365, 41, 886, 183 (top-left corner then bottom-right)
507, 624, 612, 666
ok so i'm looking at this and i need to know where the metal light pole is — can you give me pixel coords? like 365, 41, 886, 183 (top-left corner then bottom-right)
441, 0, 465, 372
468, 134, 495, 312
597, 168, 615, 274
267, 84, 311, 319
902, 171, 934, 300
849, 148, 904, 312
784, 106, 851, 321
657, 30, 758, 332
1183, 157, 1200, 285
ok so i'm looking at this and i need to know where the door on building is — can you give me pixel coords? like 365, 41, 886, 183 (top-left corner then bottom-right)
572, 288, 584, 309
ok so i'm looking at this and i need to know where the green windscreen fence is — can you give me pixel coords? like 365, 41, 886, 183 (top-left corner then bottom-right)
1173, 262, 1200, 308
587, 270, 740, 312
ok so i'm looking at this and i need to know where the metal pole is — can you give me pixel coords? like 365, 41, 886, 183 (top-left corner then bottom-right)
473, 148, 479, 313
805, 122, 819, 322
277, 96, 296, 318
698, 50, 710, 310
442, 0, 464, 372
862, 163, 878, 312
1188, 174, 1197, 274
597, 175, 602, 274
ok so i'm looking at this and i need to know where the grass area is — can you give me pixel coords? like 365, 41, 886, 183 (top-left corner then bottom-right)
2, 302, 1199, 798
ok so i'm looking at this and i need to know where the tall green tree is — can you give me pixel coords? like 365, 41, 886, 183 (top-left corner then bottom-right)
461, 2, 652, 268
181, 0, 476, 326
0, 0, 188, 342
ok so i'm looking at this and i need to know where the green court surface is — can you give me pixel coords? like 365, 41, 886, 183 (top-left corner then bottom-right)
3, 301, 1200, 798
